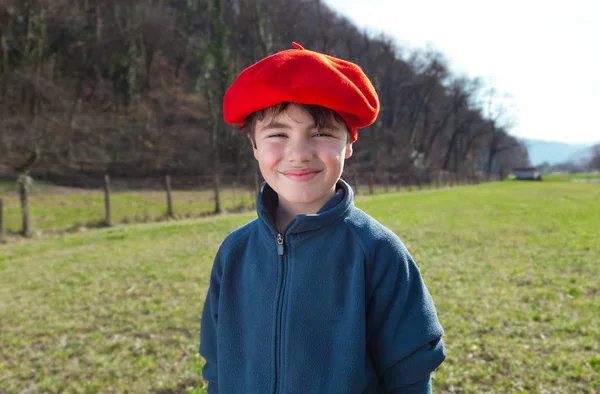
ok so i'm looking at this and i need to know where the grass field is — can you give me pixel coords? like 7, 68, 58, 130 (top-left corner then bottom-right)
0, 181, 255, 234
0, 177, 452, 234
1, 179, 599, 393
541, 172, 600, 183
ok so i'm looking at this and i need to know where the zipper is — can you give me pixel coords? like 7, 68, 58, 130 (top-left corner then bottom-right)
274, 232, 286, 393
277, 233, 284, 256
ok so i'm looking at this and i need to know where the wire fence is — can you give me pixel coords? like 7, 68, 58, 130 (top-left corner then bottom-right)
0, 170, 497, 238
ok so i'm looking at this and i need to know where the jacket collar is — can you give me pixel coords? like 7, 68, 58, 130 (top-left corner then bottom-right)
256, 178, 354, 235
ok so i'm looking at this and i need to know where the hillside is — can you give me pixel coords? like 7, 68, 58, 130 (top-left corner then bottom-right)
1, 0, 527, 178
522, 138, 597, 165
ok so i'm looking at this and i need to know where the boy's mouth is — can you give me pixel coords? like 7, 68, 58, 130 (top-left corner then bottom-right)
281, 169, 321, 181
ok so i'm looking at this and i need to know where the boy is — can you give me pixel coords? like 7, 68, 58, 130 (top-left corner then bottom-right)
200, 42, 446, 393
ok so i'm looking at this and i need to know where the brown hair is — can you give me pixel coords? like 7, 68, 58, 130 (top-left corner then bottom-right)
241, 102, 350, 147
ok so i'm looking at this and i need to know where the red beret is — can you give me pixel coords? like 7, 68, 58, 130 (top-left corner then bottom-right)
223, 42, 379, 142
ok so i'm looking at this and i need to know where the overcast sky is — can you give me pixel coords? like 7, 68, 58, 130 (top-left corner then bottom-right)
324, 0, 599, 144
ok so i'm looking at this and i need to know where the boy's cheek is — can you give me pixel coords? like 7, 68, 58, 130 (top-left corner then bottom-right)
319, 144, 350, 162
254, 146, 283, 166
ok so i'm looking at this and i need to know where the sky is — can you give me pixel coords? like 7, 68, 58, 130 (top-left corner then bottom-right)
324, 0, 599, 144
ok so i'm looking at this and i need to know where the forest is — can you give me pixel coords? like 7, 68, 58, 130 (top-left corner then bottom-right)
0, 0, 530, 181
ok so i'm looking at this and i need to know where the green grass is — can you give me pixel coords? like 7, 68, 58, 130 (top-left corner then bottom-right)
0, 177, 448, 234
1, 180, 599, 393
0, 181, 255, 234
542, 172, 600, 182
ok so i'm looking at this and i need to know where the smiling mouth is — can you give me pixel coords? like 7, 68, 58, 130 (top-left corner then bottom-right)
281, 169, 321, 181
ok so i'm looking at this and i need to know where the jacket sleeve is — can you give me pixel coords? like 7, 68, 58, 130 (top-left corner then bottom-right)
365, 235, 446, 392
199, 249, 224, 394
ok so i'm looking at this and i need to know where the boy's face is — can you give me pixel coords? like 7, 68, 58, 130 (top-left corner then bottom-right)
253, 103, 353, 214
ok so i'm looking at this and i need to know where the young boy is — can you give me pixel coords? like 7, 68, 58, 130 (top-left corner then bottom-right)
200, 42, 446, 393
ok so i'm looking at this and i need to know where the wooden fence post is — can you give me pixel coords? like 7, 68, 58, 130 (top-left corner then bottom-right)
232, 180, 238, 209
395, 174, 401, 192
0, 198, 4, 241
254, 173, 260, 192
104, 174, 112, 226
214, 174, 222, 214
17, 175, 32, 237
165, 175, 174, 218
408, 175, 413, 192
384, 172, 389, 193
253, 173, 260, 208
353, 172, 360, 196
368, 173, 375, 195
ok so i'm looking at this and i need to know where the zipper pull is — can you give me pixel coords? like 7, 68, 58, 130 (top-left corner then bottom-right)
277, 233, 284, 256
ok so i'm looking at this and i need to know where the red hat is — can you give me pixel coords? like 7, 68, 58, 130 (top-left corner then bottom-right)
223, 42, 379, 142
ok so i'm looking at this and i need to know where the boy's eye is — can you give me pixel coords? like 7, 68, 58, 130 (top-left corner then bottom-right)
267, 133, 287, 138
313, 132, 333, 138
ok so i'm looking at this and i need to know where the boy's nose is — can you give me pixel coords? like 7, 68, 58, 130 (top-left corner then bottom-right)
286, 139, 313, 163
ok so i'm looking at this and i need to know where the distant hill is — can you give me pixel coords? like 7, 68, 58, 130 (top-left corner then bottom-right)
521, 139, 598, 166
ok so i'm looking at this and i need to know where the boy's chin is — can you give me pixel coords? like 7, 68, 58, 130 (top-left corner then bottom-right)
277, 188, 335, 205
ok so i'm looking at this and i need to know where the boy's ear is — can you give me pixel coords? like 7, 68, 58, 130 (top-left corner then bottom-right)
344, 142, 353, 159
248, 135, 257, 151
251, 137, 259, 161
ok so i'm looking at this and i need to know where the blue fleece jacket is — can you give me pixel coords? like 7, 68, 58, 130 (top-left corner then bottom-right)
200, 179, 446, 393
